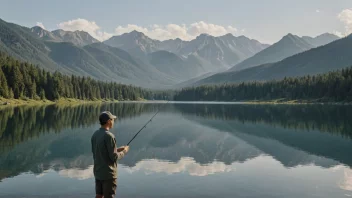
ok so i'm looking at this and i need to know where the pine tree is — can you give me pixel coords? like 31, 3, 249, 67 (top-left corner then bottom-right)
0, 67, 9, 98
39, 89, 46, 100
9, 88, 14, 98
9, 65, 25, 98
29, 81, 37, 99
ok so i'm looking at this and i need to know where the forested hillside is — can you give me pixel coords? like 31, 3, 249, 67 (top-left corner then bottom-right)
174, 67, 352, 102
0, 52, 168, 101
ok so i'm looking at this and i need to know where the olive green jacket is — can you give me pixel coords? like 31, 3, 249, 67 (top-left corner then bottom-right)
91, 128, 125, 180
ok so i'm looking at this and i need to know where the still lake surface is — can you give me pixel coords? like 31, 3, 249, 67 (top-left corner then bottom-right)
0, 102, 351, 198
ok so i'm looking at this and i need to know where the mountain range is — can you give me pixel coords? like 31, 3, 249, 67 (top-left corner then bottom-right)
230, 33, 340, 72
191, 34, 352, 86
104, 31, 269, 71
31, 26, 99, 46
0, 17, 348, 89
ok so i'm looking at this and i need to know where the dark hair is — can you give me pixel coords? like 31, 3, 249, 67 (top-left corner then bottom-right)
100, 118, 112, 126
100, 121, 107, 125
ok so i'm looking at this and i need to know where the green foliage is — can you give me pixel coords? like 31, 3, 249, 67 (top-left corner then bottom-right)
39, 89, 46, 100
8, 88, 14, 98
174, 67, 352, 102
0, 66, 9, 97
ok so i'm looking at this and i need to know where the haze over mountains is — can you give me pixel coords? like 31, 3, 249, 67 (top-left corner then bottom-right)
1, 17, 349, 89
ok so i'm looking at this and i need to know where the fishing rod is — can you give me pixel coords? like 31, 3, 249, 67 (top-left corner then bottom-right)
126, 101, 170, 146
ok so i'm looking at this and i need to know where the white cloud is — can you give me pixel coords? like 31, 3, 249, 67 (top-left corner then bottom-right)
330, 165, 352, 192
57, 18, 112, 41
316, 9, 321, 13
127, 157, 235, 176
338, 9, 352, 36
36, 22, 46, 30
56, 19, 240, 41
227, 25, 238, 33
114, 21, 240, 41
340, 168, 352, 191
188, 21, 227, 37
115, 24, 149, 35
333, 31, 344, 38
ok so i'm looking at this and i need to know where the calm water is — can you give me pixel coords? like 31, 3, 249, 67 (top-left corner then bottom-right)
0, 102, 351, 198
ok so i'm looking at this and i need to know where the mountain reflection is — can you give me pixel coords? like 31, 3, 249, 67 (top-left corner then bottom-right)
0, 102, 351, 182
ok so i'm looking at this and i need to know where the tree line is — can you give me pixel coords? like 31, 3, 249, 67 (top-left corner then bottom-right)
0, 52, 169, 101
174, 67, 352, 102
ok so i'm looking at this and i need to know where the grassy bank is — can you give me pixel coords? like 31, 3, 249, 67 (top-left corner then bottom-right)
0, 96, 152, 107
1, 97, 350, 107
0, 97, 120, 107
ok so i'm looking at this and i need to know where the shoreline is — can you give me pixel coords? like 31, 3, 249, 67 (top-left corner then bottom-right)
1, 98, 351, 107
243, 98, 351, 105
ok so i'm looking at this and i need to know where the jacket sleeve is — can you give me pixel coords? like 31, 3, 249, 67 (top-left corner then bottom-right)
106, 134, 125, 162
91, 136, 95, 160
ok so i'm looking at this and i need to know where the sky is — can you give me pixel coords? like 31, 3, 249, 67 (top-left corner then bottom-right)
1, 0, 352, 44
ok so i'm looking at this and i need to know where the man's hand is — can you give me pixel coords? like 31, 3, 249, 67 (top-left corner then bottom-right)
116, 146, 124, 152
117, 146, 129, 153
123, 146, 129, 153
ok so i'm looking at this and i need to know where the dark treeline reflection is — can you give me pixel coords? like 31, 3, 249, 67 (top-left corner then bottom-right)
0, 102, 167, 151
174, 103, 352, 139
2, 103, 350, 152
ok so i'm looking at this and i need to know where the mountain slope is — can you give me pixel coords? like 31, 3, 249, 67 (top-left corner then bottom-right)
147, 50, 214, 80
44, 42, 177, 87
83, 43, 178, 86
192, 35, 352, 86
159, 38, 189, 54
172, 72, 216, 89
30, 26, 61, 41
45, 41, 112, 79
230, 34, 314, 71
104, 30, 160, 59
31, 26, 99, 46
52, 29, 99, 46
0, 19, 65, 72
302, 33, 340, 47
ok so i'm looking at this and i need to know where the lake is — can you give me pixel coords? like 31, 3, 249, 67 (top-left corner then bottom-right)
0, 102, 351, 198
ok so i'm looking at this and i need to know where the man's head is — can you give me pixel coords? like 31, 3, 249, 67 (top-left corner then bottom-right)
99, 111, 117, 129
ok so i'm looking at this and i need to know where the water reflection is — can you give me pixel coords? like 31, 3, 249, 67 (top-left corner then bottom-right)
0, 102, 351, 197
0, 103, 160, 150
127, 157, 234, 176
342, 168, 352, 191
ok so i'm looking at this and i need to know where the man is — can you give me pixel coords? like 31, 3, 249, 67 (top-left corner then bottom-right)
91, 111, 129, 198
